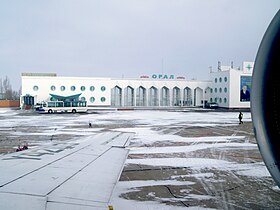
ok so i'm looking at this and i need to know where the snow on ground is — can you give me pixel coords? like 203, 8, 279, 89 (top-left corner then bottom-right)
125, 158, 270, 177
2, 109, 275, 209
92, 110, 251, 126
111, 179, 215, 210
99, 111, 275, 209
0, 109, 250, 129
128, 142, 256, 154
110, 197, 215, 210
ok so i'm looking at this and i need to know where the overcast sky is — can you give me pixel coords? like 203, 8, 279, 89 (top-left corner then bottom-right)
0, 0, 279, 90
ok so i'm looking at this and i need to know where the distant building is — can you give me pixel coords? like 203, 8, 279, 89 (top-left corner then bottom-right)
20, 62, 253, 109
209, 62, 253, 109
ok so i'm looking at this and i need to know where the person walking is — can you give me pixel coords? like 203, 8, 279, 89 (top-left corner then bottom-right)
238, 112, 243, 124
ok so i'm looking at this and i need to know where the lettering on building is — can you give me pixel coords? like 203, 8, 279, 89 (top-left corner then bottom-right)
152, 74, 175, 79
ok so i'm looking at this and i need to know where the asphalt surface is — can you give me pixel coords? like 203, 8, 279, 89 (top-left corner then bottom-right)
118, 121, 280, 209
0, 109, 280, 209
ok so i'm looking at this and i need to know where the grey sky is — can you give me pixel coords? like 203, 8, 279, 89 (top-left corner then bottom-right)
0, 0, 279, 90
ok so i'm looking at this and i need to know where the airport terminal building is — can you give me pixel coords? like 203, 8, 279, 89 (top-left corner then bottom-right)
20, 62, 253, 109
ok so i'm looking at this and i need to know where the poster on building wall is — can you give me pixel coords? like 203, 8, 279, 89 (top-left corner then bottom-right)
240, 76, 252, 102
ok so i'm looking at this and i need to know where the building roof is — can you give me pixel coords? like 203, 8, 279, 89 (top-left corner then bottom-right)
49, 93, 81, 101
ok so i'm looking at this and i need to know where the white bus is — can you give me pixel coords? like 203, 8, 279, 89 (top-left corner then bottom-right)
35, 101, 87, 113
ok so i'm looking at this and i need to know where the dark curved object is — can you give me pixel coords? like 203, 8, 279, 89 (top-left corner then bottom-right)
252, 9, 280, 187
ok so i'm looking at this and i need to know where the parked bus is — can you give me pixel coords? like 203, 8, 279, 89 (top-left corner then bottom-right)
35, 100, 87, 113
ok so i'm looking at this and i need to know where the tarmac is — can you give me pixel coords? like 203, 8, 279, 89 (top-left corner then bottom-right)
0, 108, 280, 209
116, 121, 280, 209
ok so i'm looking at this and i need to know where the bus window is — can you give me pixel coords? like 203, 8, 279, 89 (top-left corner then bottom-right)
65, 102, 71, 107
79, 101, 86, 107
56, 102, 63, 107
48, 102, 56, 107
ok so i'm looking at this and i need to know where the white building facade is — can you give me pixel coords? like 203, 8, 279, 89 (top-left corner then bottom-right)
20, 62, 253, 109
209, 62, 253, 108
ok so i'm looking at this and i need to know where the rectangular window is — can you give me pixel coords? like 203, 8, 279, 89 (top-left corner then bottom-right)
48, 102, 56, 107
